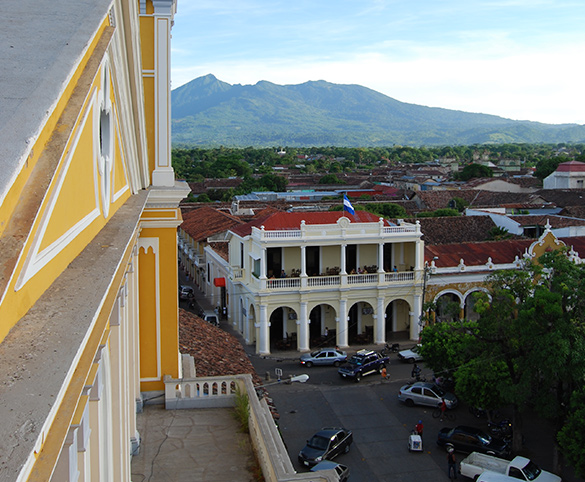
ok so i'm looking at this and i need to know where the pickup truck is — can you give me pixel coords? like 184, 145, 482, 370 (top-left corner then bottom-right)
460, 452, 561, 482
337, 349, 389, 382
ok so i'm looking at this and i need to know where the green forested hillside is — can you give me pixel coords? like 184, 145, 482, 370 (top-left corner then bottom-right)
171, 75, 585, 147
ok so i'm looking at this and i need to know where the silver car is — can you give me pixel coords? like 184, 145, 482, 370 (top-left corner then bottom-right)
398, 381, 458, 408
398, 344, 423, 363
300, 348, 347, 367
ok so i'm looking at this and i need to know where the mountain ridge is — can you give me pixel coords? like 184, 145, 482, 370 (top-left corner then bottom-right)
171, 74, 585, 147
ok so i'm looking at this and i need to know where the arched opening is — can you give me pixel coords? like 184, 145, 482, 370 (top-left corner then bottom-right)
464, 291, 482, 321
309, 304, 337, 347
348, 301, 374, 345
270, 306, 298, 351
435, 293, 461, 322
385, 299, 411, 340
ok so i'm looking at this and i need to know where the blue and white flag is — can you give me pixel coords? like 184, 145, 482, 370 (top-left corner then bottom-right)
343, 194, 355, 215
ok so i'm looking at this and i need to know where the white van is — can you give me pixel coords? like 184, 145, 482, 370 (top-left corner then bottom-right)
202, 311, 219, 326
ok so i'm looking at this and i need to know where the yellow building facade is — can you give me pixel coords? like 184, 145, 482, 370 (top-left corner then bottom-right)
0, 1, 187, 480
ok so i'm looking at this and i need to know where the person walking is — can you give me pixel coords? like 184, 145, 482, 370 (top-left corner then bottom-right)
415, 420, 423, 436
381, 366, 388, 380
440, 398, 447, 421
411, 363, 421, 381
447, 447, 457, 479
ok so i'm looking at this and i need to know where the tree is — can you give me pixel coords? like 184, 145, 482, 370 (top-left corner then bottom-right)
420, 251, 585, 474
319, 173, 345, 184
488, 226, 512, 241
457, 163, 493, 181
534, 156, 567, 181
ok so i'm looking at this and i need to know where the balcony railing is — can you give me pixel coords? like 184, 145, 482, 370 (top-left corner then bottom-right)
384, 271, 415, 282
266, 278, 301, 289
348, 273, 378, 284
250, 271, 417, 291
307, 275, 340, 287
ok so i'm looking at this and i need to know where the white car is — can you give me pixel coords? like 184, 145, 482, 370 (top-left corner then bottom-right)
398, 344, 423, 363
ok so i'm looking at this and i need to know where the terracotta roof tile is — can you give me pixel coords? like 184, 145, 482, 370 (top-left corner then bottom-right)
231, 210, 391, 237
508, 215, 585, 228
409, 216, 497, 245
536, 189, 585, 208
208, 242, 229, 261
180, 206, 243, 241
425, 239, 532, 267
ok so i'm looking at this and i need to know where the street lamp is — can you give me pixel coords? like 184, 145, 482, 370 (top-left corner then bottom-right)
420, 257, 438, 329
255, 373, 309, 390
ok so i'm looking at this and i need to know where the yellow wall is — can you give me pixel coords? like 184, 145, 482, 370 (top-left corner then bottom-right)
139, 221, 181, 391
0, 29, 133, 342
283, 247, 301, 271
359, 244, 378, 267
321, 246, 341, 271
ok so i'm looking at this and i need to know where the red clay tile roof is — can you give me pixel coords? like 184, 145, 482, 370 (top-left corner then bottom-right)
426, 236, 585, 267
556, 160, 585, 172
208, 241, 229, 262
415, 190, 546, 211
230, 210, 391, 237
536, 189, 585, 207
180, 206, 243, 241
508, 215, 585, 228
560, 206, 585, 219
425, 239, 533, 267
409, 216, 497, 245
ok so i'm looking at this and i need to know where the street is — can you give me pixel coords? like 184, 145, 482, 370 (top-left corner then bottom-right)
246, 349, 575, 481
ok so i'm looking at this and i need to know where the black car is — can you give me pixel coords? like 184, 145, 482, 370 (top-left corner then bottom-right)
338, 349, 389, 382
298, 427, 353, 467
310, 461, 350, 481
437, 425, 511, 457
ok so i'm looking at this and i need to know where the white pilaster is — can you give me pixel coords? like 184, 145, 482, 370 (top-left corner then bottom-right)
299, 302, 309, 351
376, 297, 385, 344
258, 304, 269, 355
338, 299, 348, 348
151, 0, 177, 187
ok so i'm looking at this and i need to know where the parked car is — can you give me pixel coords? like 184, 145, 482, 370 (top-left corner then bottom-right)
201, 310, 219, 326
300, 348, 347, 367
437, 426, 511, 457
298, 427, 353, 467
310, 461, 350, 481
338, 349, 389, 382
398, 344, 423, 363
179, 285, 194, 300
460, 452, 561, 481
398, 381, 458, 408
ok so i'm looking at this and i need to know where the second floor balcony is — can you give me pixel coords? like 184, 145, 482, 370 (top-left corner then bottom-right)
232, 267, 417, 292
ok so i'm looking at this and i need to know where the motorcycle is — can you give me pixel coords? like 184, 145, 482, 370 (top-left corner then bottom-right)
381, 343, 400, 356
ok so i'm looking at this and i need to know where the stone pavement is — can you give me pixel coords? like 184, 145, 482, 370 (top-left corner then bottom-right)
131, 404, 255, 482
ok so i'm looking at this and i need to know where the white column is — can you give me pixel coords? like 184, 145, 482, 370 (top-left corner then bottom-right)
258, 304, 270, 355
412, 294, 423, 341
260, 248, 267, 279
300, 246, 306, 276
282, 308, 288, 339
338, 299, 348, 348
340, 244, 347, 274
151, 0, 177, 187
376, 297, 385, 344
299, 302, 309, 351
378, 243, 385, 273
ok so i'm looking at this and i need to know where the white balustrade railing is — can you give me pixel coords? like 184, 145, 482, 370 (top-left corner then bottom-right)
164, 375, 240, 409
384, 271, 415, 282
266, 278, 301, 289
348, 273, 377, 284
307, 275, 340, 287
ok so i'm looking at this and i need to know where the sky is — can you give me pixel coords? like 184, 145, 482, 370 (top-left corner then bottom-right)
170, 0, 585, 125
